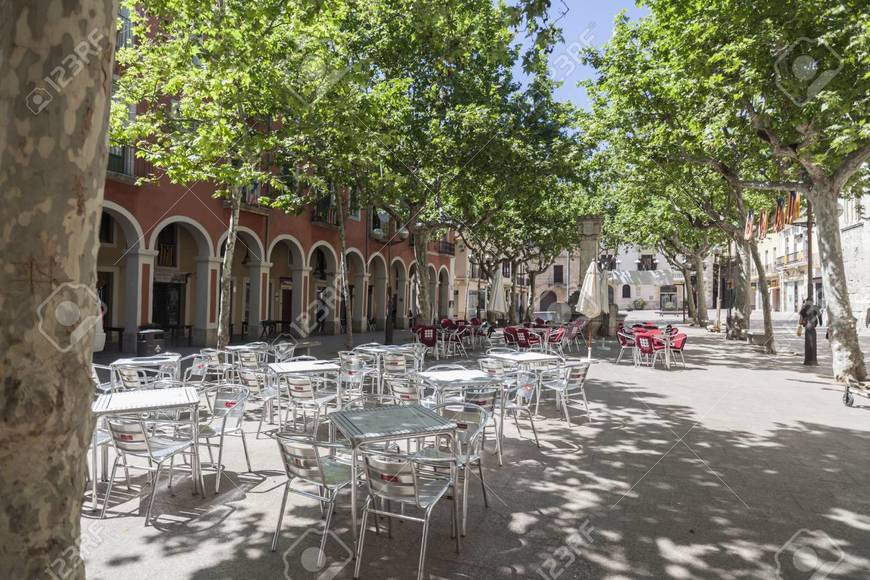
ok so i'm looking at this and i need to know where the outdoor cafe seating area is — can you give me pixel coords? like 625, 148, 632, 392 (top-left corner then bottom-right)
87, 327, 600, 579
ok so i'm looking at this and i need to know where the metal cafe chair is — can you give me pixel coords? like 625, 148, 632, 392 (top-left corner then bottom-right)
354, 445, 460, 580
271, 434, 354, 559
197, 384, 252, 493
539, 362, 591, 426
101, 417, 202, 525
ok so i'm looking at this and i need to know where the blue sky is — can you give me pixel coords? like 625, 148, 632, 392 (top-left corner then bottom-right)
514, 0, 649, 109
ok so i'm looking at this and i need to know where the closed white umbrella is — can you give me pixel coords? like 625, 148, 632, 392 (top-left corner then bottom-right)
489, 268, 508, 315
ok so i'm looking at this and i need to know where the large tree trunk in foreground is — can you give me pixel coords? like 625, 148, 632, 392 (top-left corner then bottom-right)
217, 187, 242, 348
749, 239, 776, 354
413, 228, 432, 325
0, 2, 116, 578
335, 189, 353, 349
692, 255, 709, 325
812, 188, 867, 381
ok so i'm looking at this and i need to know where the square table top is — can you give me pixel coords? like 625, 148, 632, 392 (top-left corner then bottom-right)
269, 360, 340, 374
111, 353, 182, 367
418, 369, 495, 385
488, 351, 561, 364
92, 387, 199, 415
329, 404, 456, 445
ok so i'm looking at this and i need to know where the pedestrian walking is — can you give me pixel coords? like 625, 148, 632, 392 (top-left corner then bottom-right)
799, 298, 822, 366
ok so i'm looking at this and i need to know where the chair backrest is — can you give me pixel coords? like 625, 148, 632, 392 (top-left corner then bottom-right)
512, 372, 537, 404
384, 376, 420, 403
382, 352, 411, 376
290, 355, 318, 362
673, 333, 688, 350
417, 326, 437, 348
360, 449, 420, 503
515, 327, 532, 349
237, 368, 266, 393
284, 375, 316, 400
564, 363, 590, 391
106, 418, 151, 455
237, 350, 262, 370
201, 348, 223, 365
434, 402, 487, 457
275, 434, 331, 486
187, 356, 210, 379
635, 333, 655, 355
462, 385, 500, 413
616, 330, 636, 347
273, 342, 296, 362
210, 384, 248, 431
340, 356, 369, 386
426, 364, 466, 372
503, 326, 518, 346
549, 327, 566, 342
478, 357, 504, 377
114, 365, 149, 390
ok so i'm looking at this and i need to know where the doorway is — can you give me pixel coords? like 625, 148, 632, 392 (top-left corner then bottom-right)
96, 271, 113, 328
154, 282, 185, 328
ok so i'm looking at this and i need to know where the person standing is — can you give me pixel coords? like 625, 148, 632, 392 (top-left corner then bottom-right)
799, 298, 822, 366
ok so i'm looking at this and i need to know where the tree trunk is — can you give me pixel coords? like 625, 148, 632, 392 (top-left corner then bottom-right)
727, 243, 749, 340
526, 272, 537, 322
693, 254, 709, 325
749, 239, 776, 354
681, 267, 698, 323
217, 186, 242, 348
413, 228, 432, 325
335, 188, 353, 349
811, 188, 867, 381
508, 260, 518, 325
0, 2, 116, 578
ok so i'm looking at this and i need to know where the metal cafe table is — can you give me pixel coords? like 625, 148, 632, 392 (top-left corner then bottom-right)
90, 387, 202, 510
328, 404, 458, 550
487, 350, 561, 368
418, 368, 498, 403
110, 352, 183, 379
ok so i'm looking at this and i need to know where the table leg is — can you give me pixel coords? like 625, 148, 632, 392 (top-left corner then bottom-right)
350, 444, 359, 553
91, 431, 99, 511
191, 403, 201, 495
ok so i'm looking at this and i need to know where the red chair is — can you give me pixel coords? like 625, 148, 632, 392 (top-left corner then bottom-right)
634, 332, 657, 367
534, 317, 546, 327
504, 326, 519, 348
615, 330, 636, 365
415, 325, 440, 360
671, 333, 687, 367
469, 317, 481, 326
547, 327, 567, 355
516, 327, 541, 350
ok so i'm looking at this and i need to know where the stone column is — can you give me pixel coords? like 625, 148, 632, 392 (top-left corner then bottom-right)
372, 271, 387, 330
351, 273, 368, 332
194, 256, 221, 346
123, 249, 157, 353
247, 261, 272, 340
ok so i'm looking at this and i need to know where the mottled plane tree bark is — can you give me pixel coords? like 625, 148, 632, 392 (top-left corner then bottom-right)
0, 1, 117, 578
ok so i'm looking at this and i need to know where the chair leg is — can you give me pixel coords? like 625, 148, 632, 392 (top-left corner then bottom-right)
526, 410, 540, 447
100, 456, 120, 520
168, 455, 174, 491
241, 431, 253, 472
477, 461, 489, 507
462, 467, 470, 537
561, 392, 571, 426
318, 493, 336, 568
354, 497, 372, 578
271, 481, 290, 552
145, 462, 164, 526
417, 507, 433, 580
582, 388, 591, 422
215, 433, 225, 494
122, 454, 132, 491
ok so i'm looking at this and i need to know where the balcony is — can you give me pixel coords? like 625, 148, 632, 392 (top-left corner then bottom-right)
157, 242, 177, 267
785, 251, 806, 265
435, 241, 455, 255
312, 196, 338, 226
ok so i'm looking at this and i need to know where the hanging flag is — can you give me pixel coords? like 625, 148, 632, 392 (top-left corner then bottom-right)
758, 210, 768, 240
793, 191, 802, 223
785, 191, 798, 225
774, 197, 785, 232
744, 210, 754, 240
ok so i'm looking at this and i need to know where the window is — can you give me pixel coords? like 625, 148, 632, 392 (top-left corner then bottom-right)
99, 214, 114, 244
156, 225, 178, 267
622, 284, 631, 298
502, 261, 511, 277
553, 265, 564, 284
638, 255, 656, 271
348, 189, 361, 220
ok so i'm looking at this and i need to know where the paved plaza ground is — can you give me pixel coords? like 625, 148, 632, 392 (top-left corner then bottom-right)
84, 313, 870, 579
